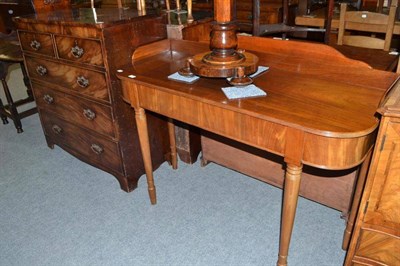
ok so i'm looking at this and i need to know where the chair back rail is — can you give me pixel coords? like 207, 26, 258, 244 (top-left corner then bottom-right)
337, 3, 397, 51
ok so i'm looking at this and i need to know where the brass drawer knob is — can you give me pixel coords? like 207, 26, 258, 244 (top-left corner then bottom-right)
30, 40, 41, 51
77, 76, 89, 88
90, 144, 104, 155
52, 124, 62, 134
36, 65, 48, 76
83, 108, 96, 120
43, 94, 54, 104
71, 43, 84, 58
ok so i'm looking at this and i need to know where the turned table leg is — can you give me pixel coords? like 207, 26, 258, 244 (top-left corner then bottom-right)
134, 107, 157, 205
277, 163, 303, 266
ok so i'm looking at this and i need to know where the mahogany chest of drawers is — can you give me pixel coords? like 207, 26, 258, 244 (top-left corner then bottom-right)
13, 8, 171, 192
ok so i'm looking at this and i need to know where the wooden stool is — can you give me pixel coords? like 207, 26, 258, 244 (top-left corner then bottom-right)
0, 36, 37, 133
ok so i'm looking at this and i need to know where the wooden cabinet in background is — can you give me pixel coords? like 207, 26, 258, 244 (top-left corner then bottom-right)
345, 82, 400, 265
13, 8, 171, 193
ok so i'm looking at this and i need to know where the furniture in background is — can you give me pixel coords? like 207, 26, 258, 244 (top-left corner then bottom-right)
0, 0, 37, 133
31, 0, 70, 12
0, 0, 34, 34
252, 0, 327, 40
241, 0, 296, 33
118, 36, 398, 265
332, 2, 399, 72
344, 77, 400, 266
0, 38, 37, 133
13, 8, 172, 192
295, 0, 400, 36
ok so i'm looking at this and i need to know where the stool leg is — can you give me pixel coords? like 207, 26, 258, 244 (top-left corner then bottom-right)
0, 62, 23, 133
0, 62, 9, 124
0, 97, 9, 124
1, 79, 23, 133
20, 62, 33, 100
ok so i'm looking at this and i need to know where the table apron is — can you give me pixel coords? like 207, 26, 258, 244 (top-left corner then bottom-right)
137, 84, 377, 170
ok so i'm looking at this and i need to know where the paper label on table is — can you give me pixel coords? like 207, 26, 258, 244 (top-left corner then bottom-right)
249, 66, 269, 78
168, 72, 200, 83
221, 84, 267, 100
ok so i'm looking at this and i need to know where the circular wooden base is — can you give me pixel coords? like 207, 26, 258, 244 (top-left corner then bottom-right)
189, 51, 259, 78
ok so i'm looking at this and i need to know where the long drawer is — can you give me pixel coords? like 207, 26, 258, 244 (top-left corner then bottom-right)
32, 83, 115, 138
41, 113, 123, 174
25, 56, 110, 102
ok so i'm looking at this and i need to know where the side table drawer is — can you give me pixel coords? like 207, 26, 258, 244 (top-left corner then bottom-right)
18, 31, 55, 57
55, 36, 104, 67
25, 56, 110, 102
41, 113, 123, 174
33, 83, 115, 138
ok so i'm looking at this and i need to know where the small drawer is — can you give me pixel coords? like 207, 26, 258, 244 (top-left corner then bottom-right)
55, 36, 104, 67
32, 83, 115, 138
25, 56, 110, 102
18, 31, 55, 57
41, 113, 123, 174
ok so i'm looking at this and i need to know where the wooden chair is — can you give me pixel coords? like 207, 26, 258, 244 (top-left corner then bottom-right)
333, 2, 399, 72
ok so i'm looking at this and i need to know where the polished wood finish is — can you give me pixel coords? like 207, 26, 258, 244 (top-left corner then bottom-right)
329, 43, 399, 72
345, 77, 400, 266
118, 37, 398, 265
14, 8, 171, 192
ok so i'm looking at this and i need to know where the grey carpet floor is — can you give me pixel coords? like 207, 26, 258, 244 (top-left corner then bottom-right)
0, 114, 346, 266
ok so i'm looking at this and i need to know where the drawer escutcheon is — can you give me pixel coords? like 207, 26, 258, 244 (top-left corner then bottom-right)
43, 94, 54, 104
36, 65, 48, 76
91, 144, 104, 155
83, 108, 96, 120
52, 124, 62, 134
71, 42, 84, 58
76, 75, 89, 88
30, 40, 41, 51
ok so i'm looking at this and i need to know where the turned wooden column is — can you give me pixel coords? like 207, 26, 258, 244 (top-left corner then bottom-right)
186, 0, 258, 85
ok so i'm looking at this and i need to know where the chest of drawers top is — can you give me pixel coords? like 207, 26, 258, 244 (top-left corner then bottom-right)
13, 8, 163, 36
